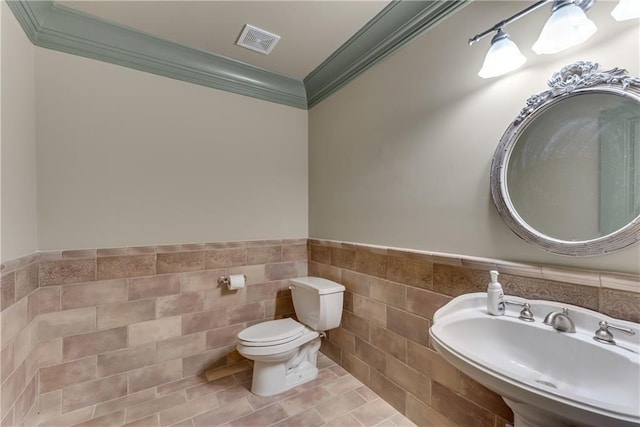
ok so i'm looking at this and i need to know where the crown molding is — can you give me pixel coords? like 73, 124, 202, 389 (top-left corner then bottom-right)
6, 0, 469, 110
304, 0, 470, 108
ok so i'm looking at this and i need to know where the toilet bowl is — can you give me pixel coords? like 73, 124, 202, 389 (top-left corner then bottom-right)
236, 277, 345, 396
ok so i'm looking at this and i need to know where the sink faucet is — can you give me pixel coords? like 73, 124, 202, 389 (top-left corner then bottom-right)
543, 307, 576, 333
593, 320, 636, 345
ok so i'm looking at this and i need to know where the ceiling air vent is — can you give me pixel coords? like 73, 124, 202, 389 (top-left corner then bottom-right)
236, 24, 281, 55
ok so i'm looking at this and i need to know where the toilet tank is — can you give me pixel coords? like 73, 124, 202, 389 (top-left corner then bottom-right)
289, 277, 345, 331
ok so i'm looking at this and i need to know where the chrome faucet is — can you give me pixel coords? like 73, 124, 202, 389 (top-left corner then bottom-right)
504, 300, 534, 322
593, 320, 636, 345
543, 307, 576, 333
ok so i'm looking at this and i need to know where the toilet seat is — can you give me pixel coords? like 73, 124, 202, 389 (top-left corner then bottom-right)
238, 318, 307, 347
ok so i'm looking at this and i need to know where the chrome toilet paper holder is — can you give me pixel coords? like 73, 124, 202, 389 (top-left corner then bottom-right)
217, 275, 247, 288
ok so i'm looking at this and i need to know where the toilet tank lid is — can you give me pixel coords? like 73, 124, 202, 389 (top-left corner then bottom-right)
290, 276, 345, 295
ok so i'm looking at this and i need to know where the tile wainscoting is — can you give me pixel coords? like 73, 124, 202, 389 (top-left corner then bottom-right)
0, 239, 307, 426
1, 238, 638, 426
308, 239, 640, 427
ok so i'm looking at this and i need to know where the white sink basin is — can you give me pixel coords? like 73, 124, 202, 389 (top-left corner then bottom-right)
429, 293, 640, 427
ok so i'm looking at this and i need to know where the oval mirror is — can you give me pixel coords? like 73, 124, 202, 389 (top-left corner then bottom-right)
491, 62, 640, 256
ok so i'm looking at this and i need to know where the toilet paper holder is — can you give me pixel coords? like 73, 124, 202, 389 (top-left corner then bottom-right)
218, 275, 247, 290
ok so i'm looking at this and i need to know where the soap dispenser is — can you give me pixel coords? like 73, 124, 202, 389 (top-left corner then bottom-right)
487, 270, 504, 316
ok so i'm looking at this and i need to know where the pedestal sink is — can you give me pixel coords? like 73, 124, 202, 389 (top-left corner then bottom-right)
429, 293, 640, 427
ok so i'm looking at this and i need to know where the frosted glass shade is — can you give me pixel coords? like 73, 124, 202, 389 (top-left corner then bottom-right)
532, 4, 597, 54
611, 0, 640, 21
478, 37, 527, 79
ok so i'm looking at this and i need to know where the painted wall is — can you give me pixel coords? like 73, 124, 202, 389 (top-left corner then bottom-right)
309, 0, 640, 274
35, 48, 308, 251
1, 2, 38, 262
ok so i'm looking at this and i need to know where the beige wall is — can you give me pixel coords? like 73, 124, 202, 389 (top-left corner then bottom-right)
1, 2, 38, 262
309, 0, 640, 274
35, 49, 308, 251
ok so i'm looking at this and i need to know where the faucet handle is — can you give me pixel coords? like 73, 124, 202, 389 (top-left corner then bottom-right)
504, 300, 534, 322
594, 320, 636, 345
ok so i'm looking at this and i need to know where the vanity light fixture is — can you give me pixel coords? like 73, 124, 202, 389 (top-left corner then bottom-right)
611, 0, 640, 21
478, 29, 527, 78
470, 0, 606, 78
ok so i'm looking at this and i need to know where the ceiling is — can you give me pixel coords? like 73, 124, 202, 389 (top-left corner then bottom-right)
59, 1, 391, 79
8, 0, 469, 108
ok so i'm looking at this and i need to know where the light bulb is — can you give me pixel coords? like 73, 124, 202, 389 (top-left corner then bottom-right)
533, 3, 597, 54
478, 31, 527, 78
611, 0, 640, 21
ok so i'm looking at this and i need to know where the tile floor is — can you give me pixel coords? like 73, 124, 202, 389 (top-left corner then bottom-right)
40, 354, 417, 427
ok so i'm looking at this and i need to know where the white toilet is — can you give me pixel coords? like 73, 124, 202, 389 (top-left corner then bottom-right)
236, 276, 345, 396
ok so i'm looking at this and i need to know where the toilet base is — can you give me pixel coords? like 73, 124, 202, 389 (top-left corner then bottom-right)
248, 338, 321, 396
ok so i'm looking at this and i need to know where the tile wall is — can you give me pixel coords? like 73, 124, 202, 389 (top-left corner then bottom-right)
2, 238, 638, 426
309, 239, 640, 427
0, 240, 307, 426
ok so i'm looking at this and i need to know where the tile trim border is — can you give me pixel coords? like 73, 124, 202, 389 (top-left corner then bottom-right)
307, 238, 640, 293
6, 0, 469, 109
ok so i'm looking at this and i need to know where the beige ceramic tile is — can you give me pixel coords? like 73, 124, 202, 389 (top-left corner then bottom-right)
157, 332, 206, 363
185, 376, 236, 400
14, 264, 38, 302
280, 386, 333, 417
125, 392, 186, 423
182, 346, 233, 377
341, 270, 370, 297
309, 245, 331, 264
368, 371, 406, 413
386, 256, 432, 290
405, 287, 451, 320
600, 287, 640, 323
206, 324, 244, 350
13, 375, 37, 425
406, 341, 458, 392
39, 406, 94, 427
369, 325, 407, 363
38, 307, 96, 340
385, 357, 430, 405
157, 252, 206, 274
405, 394, 455, 427
354, 338, 386, 374
600, 273, 640, 293
73, 410, 126, 427
156, 292, 205, 318
62, 373, 128, 413
323, 374, 362, 396
159, 394, 219, 426
128, 274, 180, 300
97, 343, 156, 377
430, 381, 493, 427
385, 307, 429, 345
129, 316, 182, 346
39, 286, 61, 314
96, 299, 155, 330
265, 261, 308, 281
62, 279, 127, 310
62, 326, 127, 361
330, 247, 356, 270
459, 373, 513, 421
205, 248, 247, 269
282, 245, 307, 262
227, 402, 288, 427
352, 399, 397, 426
1, 272, 16, 311
226, 301, 265, 324
157, 376, 207, 397
97, 255, 156, 280
40, 357, 97, 393
128, 359, 183, 393
181, 269, 225, 292
205, 285, 247, 311
327, 328, 355, 354
122, 414, 160, 427
354, 249, 388, 279
322, 413, 364, 427
39, 259, 96, 287
247, 246, 282, 265
246, 280, 290, 302
192, 397, 252, 427
341, 312, 370, 341
1, 297, 27, 345
369, 278, 405, 309
353, 295, 386, 327
272, 408, 325, 427
93, 388, 156, 418
1, 362, 25, 415
182, 311, 227, 335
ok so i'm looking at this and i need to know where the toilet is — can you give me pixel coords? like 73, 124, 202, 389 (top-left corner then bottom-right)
236, 276, 345, 396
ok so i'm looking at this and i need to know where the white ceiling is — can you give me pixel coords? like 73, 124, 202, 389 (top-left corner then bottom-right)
59, 1, 391, 79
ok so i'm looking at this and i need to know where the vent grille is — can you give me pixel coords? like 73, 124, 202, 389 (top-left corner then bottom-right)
236, 24, 281, 55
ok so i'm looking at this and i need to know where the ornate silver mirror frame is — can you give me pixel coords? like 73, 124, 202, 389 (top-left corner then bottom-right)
491, 61, 640, 256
